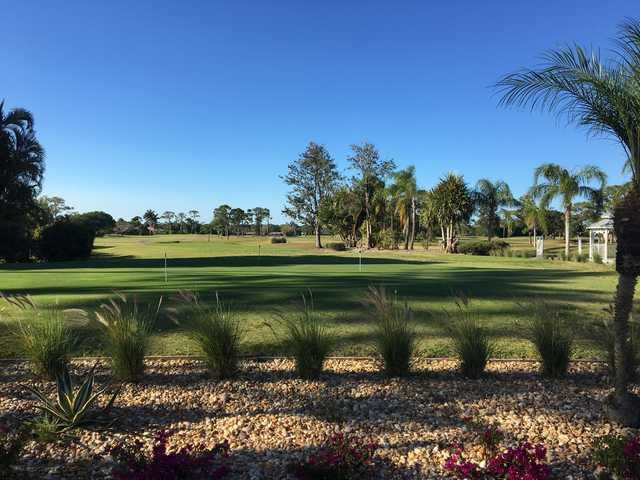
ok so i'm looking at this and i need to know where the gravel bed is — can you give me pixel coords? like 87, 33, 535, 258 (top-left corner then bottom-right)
0, 358, 637, 479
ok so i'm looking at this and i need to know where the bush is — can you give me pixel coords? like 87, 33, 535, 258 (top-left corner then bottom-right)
170, 291, 243, 379
94, 293, 160, 382
574, 253, 589, 263
522, 299, 573, 378
71, 211, 116, 237
363, 286, 416, 377
458, 240, 509, 256
444, 426, 550, 480
444, 295, 494, 379
110, 430, 230, 480
593, 434, 640, 479
270, 292, 333, 379
590, 304, 639, 383
2, 293, 74, 380
290, 432, 379, 479
325, 241, 346, 251
593, 252, 604, 264
39, 221, 95, 261
271, 236, 287, 244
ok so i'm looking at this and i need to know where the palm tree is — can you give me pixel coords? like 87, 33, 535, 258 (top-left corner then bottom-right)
496, 20, 640, 425
390, 166, 418, 249
532, 164, 606, 257
160, 211, 175, 234
499, 209, 517, 237
519, 194, 547, 246
473, 179, 514, 240
0, 101, 45, 262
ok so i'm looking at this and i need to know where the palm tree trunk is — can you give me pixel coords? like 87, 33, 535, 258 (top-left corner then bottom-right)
564, 206, 571, 257
409, 196, 416, 250
606, 187, 640, 426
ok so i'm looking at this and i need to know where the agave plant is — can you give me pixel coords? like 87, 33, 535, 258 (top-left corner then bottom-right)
27, 365, 119, 431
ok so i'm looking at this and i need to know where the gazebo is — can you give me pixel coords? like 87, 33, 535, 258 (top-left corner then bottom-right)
587, 213, 615, 263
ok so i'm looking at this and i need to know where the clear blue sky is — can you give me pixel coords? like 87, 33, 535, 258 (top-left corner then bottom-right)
2, 1, 636, 223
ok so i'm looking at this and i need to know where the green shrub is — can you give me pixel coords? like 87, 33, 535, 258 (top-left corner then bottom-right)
363, 286, 416, 377
590, 304, 639, 383
94, 293, 159, 382
270, 292, 333, 379
521, 299, 573, 378
574, 253, 589, 262
27, 365, 118, 432
325, 241, 346, 251
593, 433, 640, 479
2, 294, 74, 380
271, 236, 287, 244
458, 240, 509, 256
38, 221, 95, 261
593, 252, 604, 264
444, 295, 494, 379
170, 291, 243, 379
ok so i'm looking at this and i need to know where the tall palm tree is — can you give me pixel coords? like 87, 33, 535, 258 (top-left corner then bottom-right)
519, 194, 547, 246
390, 166, 418, 250
496, 20, 640, 425
0, 101, 45, 262
532, 164, 606, 257
499, 208, 517, 237
473, 179, 514, 240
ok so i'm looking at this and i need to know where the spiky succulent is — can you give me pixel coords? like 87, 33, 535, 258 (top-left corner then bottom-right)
27, 365, 119, 431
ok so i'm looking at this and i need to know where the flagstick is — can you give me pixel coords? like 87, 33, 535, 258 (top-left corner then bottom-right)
164, 251, 168, 284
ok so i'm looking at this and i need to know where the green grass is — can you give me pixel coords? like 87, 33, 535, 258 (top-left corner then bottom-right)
0, 234, 625, 358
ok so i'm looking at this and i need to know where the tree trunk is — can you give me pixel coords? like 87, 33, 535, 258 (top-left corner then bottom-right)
409, 196, 416, 250
564, 206, 571, 257
314, 220, 322, 249
606, 187, 640, 426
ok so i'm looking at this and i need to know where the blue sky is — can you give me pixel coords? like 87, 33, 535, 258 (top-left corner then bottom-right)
2, 1, 636, 223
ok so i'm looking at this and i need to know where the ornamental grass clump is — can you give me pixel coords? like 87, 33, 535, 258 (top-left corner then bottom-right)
363, 285, 416, 377
444, 294, 494, 379
170, 291, 243, 380
269, 292, 333, 379
521, 299, 573, 378
94, 293, 160, 382
2, 293, 75, 380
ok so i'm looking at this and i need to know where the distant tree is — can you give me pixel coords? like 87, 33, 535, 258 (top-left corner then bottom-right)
176, 212, 186, 233
250, 207, 270, 235
143, 209, 158, 232
130, 216, 145, 235
0, 101, 45, 262
229, 208, 247, 235
188, 210, 200, 233
531, 164, 606, 257
71, 211, 115, 236
430, 173, 474, 253
38, 196, 73, 224
212, 205, 231, 237
499, 209, 518, 237
519, 194, 547, 245
390, 166, 418, 250
282, 142, 340, 248
347, 142, 395, 248
319, 186, 364, 247
160, 211, 176, 233
473, 179, 514, 240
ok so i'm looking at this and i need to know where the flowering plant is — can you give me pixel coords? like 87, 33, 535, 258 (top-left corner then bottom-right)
110, 430, 230, 480
593, 434, 640, 479
291, 432, 379, 479
444, 425, 550, 480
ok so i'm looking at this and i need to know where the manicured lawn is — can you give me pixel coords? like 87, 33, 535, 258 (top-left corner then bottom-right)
0, 234, 621, 358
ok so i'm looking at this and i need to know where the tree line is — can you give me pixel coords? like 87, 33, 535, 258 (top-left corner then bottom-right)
281, 141, 623, 255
